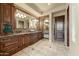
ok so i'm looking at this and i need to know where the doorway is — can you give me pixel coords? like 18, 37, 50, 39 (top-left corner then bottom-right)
54, 15, 65, 42
43, 18, 49, 39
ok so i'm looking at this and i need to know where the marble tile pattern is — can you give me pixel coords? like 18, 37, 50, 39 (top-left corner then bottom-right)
13, 39, 70, 56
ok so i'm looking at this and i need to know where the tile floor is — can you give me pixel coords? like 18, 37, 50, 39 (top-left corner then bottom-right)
13, 39, 70, 56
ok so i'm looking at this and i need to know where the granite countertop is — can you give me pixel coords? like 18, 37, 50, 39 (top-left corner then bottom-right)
0, 31, 42, 38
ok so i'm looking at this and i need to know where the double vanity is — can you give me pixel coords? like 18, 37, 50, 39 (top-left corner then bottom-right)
0, 4, 44, 56
0, 31, 43, 56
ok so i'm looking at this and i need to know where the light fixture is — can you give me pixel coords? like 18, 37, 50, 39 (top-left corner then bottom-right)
44, 19, 49, 22
16, 12, 20, 17
21, 14, 23, 18
16, 12, 27, 18
48, 3, 51, 5
32, 19, 38, 22
24, 15, 26, 18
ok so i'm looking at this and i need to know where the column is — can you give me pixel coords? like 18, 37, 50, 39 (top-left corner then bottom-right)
64, 9, 67, 46
49, 13, 53, 44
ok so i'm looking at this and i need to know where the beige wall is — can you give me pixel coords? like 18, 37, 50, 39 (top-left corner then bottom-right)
68, 3, 79, 55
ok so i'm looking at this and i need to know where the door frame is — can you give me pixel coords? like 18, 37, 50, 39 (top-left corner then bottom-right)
54, 15, 65, 42
53, 7, 69, 47
67, 6, 69, 47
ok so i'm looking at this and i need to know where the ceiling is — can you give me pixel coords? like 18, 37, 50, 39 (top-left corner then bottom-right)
14, 3, 68, 17
26, 3, 66, 14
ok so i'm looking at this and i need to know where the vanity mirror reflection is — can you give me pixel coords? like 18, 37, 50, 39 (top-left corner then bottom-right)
43, 17, 49, 39
29, 18, 39, 31
15, 9, 40, 33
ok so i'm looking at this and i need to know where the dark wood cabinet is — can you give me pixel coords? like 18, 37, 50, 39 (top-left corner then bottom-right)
0, 36, 19, 56
0, 3, 16, 35
0, 32, 43, 56
11, 6, 16, 30
3, 4, 11, 22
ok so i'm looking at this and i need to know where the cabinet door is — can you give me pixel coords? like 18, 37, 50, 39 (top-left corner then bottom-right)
0, 4, 1, 28
24, 35, 30, 46
0, 4, 4, 34
10, 6, 16, 30
3, 4, 11, 22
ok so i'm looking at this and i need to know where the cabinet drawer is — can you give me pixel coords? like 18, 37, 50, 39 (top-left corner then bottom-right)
4, 36, 18, 42
4, 47, 18, 56
2, 43, 18, 52
4, 40, 18, 47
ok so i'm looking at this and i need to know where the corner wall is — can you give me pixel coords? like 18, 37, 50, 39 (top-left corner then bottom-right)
68, 3, 79, 55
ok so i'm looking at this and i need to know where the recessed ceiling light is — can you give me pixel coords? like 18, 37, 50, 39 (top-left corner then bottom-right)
48, 3, 51, 5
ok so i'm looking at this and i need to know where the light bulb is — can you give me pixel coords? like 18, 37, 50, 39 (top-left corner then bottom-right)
19, 14, 21, 18
16, 13, 20, 17
24, 15, 26, 18
48, 3, 51, 5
